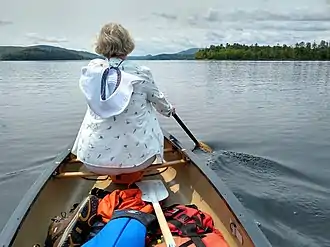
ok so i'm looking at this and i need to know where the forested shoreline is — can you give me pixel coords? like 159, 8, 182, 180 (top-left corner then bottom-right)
195, 41, 330, 60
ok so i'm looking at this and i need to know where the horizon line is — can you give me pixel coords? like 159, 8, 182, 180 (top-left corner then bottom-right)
1, 39, 328, 56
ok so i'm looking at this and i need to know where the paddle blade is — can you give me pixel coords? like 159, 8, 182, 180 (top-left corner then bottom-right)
136, 180, 169, 202
198, 142, 213, 153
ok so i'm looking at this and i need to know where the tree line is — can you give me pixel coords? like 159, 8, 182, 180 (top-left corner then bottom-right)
195, 41, 330, 60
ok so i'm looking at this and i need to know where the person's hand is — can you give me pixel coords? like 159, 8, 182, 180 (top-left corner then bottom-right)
171, 107, 176, 116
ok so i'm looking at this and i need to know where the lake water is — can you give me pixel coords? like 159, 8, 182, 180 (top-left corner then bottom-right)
0, 60, 329, 247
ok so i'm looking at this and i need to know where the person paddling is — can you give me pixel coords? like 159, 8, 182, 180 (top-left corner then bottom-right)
71, 22, 175, 181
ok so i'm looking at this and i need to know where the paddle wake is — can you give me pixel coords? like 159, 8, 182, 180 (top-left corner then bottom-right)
205, 150, 329, 247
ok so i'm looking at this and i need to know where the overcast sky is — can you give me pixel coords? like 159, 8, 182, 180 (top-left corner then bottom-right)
1, 0, 330, 55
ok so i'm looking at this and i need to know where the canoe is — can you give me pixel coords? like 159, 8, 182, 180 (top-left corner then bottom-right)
0, 129, 272, 247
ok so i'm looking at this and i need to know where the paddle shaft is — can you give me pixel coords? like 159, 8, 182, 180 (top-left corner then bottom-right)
172, 113, 200, 148
153, 201, 177, 247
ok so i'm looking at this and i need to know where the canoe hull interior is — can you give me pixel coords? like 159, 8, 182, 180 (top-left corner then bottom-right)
1, 131, 272, 247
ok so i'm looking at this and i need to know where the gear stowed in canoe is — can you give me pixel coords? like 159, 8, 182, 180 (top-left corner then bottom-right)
0, 129, 272, 247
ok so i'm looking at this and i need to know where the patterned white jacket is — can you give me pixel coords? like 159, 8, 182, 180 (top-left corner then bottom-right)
71, 57, 173, 171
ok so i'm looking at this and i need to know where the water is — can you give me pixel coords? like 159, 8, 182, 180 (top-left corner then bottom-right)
0, 60, 329, 247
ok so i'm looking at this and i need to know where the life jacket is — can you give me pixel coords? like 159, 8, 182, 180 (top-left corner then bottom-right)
150, 204, 229, 247
97, 188, 153, 223
164, 204, 214, 235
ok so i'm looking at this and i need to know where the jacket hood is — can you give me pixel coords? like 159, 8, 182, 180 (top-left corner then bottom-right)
79, 59, 142, 118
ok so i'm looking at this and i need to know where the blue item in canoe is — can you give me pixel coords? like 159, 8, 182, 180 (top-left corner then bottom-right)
82, 209, 156, 247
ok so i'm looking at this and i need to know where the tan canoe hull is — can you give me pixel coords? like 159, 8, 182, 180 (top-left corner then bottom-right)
0, 129, 272, 247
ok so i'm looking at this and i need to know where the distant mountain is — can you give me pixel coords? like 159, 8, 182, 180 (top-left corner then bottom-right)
0, 45, 100, 61
176, 48, 200, 55
128, 48, 200, 60
0, 45, 201, 61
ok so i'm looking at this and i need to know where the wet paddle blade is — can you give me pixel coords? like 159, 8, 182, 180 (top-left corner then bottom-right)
136, 180, 169, 202
198, 142, 213, 153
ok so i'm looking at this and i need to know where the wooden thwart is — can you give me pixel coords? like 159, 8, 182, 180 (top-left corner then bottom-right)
55, 159, 187, 178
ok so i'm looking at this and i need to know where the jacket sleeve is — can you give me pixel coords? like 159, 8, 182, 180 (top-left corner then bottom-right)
137, 65, 174, 117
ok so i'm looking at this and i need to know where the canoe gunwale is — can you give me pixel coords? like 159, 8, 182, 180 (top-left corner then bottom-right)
0, 143, 74, 247
162, 130, 272, 247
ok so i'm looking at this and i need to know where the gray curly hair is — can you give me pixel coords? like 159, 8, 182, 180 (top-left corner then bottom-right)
95, 23, 135, 58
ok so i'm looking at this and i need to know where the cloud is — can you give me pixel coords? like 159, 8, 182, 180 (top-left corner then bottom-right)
205, 31, 225, 43
118, 5, 330, 54
25, 33, 68, 43
180, 7, 330, 48
258, 22, 330, 32
152, 12, 178, 20
171, 36, 200, 49
204, 8, 220, 22
133, 35, 201, 55
227, 9, 330, 22
187, 15, 199, 26
0, 20, 13, 26
192, 7, 330, 24
2, 0, 330, 54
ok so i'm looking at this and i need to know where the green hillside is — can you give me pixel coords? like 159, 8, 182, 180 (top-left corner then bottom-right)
0, 45, 100, 61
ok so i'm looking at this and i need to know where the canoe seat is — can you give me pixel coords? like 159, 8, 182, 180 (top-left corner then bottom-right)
55, 158, 188, 179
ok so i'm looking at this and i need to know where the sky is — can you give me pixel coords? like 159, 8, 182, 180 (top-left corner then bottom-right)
1, 0, 330, 55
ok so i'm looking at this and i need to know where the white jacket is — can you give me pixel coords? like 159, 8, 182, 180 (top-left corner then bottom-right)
71, 58, 173, 169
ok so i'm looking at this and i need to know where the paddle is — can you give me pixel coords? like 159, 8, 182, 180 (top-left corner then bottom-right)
172, 113, 213, 153
136, 180, 177, 247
